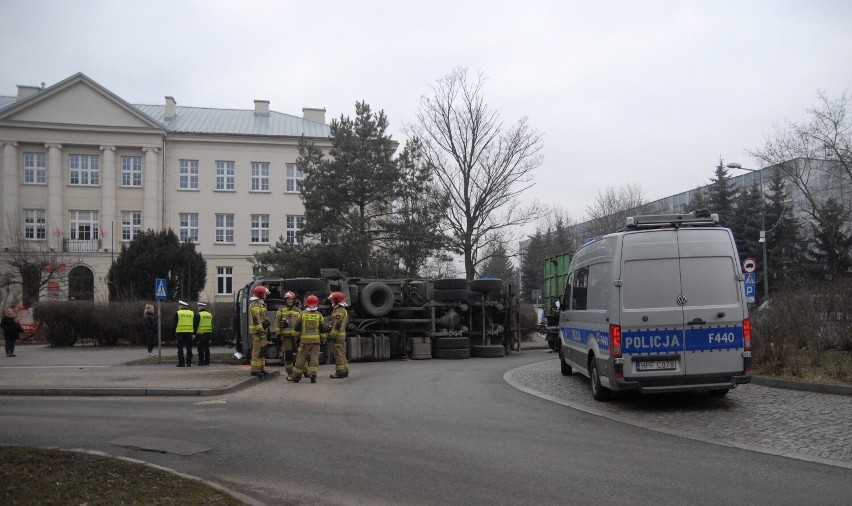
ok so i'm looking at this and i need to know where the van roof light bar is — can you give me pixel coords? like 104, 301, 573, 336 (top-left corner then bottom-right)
625, 210, 720, 230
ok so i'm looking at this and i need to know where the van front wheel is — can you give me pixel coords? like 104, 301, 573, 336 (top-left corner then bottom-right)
589, 358, 611, 401
559, 347, 572, 376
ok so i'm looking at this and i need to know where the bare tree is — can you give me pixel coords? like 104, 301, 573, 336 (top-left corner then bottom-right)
748, 90, 852, 222
410, 67, 544, 279
0, 212, 68, 305
582, 183, 645, 237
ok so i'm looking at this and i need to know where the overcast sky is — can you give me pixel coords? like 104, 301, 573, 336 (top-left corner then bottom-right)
2, 0, 850, 229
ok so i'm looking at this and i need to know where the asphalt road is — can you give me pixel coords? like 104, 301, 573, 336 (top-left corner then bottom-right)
1, 350, 850, 505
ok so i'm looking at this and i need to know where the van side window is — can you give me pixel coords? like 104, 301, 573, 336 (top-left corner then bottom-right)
571, 266, 589, 310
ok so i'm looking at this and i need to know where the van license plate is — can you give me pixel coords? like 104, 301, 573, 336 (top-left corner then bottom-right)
637, 360, 676, 371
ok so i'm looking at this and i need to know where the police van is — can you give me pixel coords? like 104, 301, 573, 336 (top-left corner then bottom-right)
557, 210, 752, 400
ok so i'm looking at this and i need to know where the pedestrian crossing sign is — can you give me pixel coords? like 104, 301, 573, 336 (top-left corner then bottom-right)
155, 278, 167, 301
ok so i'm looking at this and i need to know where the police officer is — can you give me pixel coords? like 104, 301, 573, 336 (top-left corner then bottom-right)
249, 285, 270, 377
274, 291, 301, 377
290, 294, 326, 383
173, 300, 194, 367
327, 291, 350, 379
194, 301, 213, 366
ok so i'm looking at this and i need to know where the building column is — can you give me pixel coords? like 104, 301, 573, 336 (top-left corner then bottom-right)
100, 145, 116, 251
143, 147, 160, 231
2, 142, 19, 246
45, 143, 63, 251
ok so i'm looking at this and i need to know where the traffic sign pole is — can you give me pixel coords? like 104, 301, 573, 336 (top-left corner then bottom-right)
155, 278, 167, 363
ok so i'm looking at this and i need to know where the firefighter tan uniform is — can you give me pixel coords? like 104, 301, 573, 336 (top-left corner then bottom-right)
249, 286, 270, 376
328, 292, 350, 379
275, 293, 301, 376
290, 295, 326, 383
194, 302, 213, 366
173, 300, 194, 367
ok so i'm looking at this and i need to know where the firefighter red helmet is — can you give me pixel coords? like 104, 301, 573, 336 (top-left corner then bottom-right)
329, 291, 346, 305
284, 291, 296, 299
252, 285, 269, 298
305, 294, 319, 308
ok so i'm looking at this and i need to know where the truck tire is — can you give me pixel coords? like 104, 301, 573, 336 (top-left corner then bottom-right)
470, 279, 503, 293
433, 336, 470, 349
433, 289, 471, 301
360, 282, 395, 316
434, 278, 469, 290
433, 347, 470, 359
470, 344, 505, 358
285, 278, 325, 292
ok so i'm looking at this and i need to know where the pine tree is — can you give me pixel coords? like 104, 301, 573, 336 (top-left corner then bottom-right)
107, 230, 206, 301
705, 159, 737, 225
805, 198, 852, 281
764, 167, 804, 290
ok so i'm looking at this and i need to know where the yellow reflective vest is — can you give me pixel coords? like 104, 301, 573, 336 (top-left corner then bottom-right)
298, 310, 323, 344
196, 310, 213, 334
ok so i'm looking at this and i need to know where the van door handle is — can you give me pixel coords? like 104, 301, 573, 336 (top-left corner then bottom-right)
687, 318, 706, 325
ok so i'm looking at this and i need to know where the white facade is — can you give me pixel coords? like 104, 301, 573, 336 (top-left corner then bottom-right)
0, 73, 331, 303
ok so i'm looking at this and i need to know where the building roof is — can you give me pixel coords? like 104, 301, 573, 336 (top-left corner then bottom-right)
0, 72, 330, 139
133, 104, 329, 138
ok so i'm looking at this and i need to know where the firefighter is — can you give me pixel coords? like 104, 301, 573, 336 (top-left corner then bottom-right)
249, 285, 270, 377
275, 291, 301, 377
173, 300, 194, 367
327, 291, 350, 379
290, 294, 326, 383
193, 301, 213, 366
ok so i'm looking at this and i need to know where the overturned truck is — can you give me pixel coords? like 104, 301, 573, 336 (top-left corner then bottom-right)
233, 271, 521, 363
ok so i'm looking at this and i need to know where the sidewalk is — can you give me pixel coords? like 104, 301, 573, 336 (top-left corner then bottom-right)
0, 344, 275, 396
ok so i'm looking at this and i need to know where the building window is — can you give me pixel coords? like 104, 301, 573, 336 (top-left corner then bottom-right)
286, 163, 304, 193
179, 213, 199, 243
251, 162, 270, 192
286, 215, 304, 244
121, 156, 143, 187
121, 211, 142, 241
216, 161, 236, 191
24, 209, 46, 240
69, 154, 100, 186
69, 210, 99, 240
217, 266, 233, 295
215, 213, 235, 243
23, 152, 46, 184
179, 160, 199, 190
251, 214, 270, 244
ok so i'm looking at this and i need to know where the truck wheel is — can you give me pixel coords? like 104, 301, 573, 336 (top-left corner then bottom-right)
559, 347, 572, 376
470, 279, 503, 293
433, 289, 471, 301
434, 278, 469, 290
470, 344, 505, 358
433, 348, 470, 359
433, 336, 470, 349
360, 282, 395, 316
589, 357, 611, 401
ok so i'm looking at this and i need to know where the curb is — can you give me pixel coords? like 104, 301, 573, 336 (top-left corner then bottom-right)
0, 370, 280, 397
751, 375, 852, 397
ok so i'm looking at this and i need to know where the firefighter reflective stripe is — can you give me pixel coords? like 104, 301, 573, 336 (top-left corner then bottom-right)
329, 306, 348, 340
249, 301, 267, 334
197, 310, 213, 333
300, 312, 323, 343
176, 309, 194, 333
276, 306, 301, 336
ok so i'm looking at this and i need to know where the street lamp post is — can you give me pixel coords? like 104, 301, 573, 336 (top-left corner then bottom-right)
727, 162, 769, 301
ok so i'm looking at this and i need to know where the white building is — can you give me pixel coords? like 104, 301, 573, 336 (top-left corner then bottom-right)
0, 73, 331, 303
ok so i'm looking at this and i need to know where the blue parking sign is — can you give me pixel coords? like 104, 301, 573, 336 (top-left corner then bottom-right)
155, 278, 167, 301
744, 281, 756, 303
